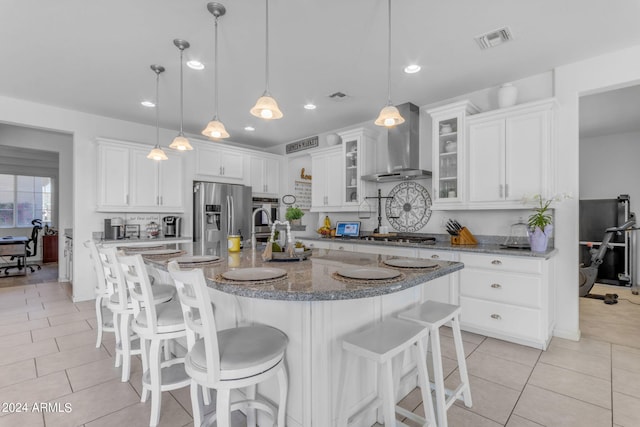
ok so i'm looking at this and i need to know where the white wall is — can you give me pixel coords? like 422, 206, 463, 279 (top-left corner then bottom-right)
0, 124, 72, 279
580, 130, 640, 283
555, 44, 640, 341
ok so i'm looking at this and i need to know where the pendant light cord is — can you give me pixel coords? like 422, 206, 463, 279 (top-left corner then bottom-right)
265, 0, 270, 94
179, 48, 184, 134
155, 70, 160, 147
214, 15, 220, 118
386, 0, 392, 105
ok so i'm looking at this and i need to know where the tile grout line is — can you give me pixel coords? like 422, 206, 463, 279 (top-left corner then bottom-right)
501, 344, 543, 426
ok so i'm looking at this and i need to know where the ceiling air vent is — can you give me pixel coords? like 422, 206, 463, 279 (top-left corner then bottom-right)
328, 91, 348, 100
475, 27, 514, 49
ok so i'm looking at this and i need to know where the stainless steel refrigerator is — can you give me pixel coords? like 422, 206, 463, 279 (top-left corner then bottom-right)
193, 181, 252, 256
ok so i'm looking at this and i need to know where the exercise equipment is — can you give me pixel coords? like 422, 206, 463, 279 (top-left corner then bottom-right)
579, 218, 636, 303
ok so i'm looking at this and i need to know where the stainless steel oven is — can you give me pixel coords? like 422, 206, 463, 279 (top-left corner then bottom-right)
252, 197, 279, 241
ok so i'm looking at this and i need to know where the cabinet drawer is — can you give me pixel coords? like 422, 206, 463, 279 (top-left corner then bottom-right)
459, 252, 542, 273
418, 249, 456, 262
329, 242, 354, 252
460, 296, 541, 340
460, 269, 541, 308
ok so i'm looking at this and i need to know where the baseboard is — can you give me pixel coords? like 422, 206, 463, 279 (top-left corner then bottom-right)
552, 327, 581, 342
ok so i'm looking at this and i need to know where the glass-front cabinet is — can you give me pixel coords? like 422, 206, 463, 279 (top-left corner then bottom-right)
427, 101, 479, 209
338, 128, 376, 207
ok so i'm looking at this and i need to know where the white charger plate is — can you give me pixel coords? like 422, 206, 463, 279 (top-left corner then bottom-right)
336, 267, 401, 280
383, 258, 438, 269
222, 267, 287, 282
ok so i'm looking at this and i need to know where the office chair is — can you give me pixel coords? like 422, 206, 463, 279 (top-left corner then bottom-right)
2, 219, 43, 275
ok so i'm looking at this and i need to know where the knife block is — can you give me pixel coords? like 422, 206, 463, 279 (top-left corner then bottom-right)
451, 227, 478, 245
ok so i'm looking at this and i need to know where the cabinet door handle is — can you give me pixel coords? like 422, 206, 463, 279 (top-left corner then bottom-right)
126, 194, 129, 205
490, 314, 502, 320
491, 283, 502, 289
491, 260, 502, 265
499, 184, 504, 198
160, 196, 163, 205
505, 184, 509, 198
338, 246, 344, 250
431, 254, 440, 259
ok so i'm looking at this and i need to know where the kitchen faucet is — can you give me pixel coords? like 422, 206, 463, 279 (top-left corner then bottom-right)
251, 208, 272, 250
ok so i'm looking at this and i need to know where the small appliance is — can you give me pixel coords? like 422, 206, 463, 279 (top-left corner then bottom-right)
104, 217, 124, 240
162, 216, 182, 237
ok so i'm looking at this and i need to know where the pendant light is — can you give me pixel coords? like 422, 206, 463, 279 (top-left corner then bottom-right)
250, 0, 283, 120
202, 2, 230, 139
169, 39, 193, 151
374, 0, 404, 127
147, 65, 169, 161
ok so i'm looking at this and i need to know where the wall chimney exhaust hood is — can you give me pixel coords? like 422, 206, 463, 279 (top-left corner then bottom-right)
362, 102, 431, 182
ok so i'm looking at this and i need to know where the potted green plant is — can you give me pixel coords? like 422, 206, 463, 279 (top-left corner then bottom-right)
525, 193, 570, 252
285, 205, 304, 225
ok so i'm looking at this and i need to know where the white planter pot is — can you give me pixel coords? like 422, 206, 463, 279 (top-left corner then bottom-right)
498, 83, 518, 108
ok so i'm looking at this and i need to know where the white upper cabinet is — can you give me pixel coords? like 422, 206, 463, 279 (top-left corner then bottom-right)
466, 99, 555, 208
249, 155, 280, 196
194, 144, 244, 181
96, 138, 184, 213
311, 146, 343, 210
310, 128, 376, 212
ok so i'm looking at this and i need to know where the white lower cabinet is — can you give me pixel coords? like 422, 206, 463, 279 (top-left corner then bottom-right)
458, 252, 554, 349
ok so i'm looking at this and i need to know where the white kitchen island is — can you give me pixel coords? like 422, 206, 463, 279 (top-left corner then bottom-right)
146, 246, 463, 427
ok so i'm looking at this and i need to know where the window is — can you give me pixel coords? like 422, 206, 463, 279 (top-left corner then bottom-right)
0, 174, 52, 228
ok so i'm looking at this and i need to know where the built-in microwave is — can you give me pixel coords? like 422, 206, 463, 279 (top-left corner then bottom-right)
252, 197, 279, 237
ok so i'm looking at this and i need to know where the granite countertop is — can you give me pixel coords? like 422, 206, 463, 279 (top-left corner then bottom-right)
300, 236, 557, 259
145, 245, 463, 302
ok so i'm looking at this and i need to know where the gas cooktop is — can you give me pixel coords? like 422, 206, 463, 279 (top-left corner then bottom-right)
359, 235, 436, 245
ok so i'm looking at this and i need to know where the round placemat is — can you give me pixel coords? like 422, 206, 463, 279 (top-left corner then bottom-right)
331, 271, 406, 285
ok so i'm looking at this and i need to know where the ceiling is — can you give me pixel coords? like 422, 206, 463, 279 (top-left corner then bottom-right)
2, 0, 640, 149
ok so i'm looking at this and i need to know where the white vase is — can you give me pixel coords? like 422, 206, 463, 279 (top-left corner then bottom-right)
498, 83, 518, 108
326, 133, 341, 146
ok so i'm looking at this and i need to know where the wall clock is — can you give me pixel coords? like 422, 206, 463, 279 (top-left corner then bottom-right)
385, 181, 432, 232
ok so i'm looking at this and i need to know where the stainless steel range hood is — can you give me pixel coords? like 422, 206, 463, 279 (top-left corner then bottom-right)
362, 102, 431, 182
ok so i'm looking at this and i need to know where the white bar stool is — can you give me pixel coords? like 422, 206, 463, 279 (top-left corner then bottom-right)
168, 262, 289, 427
398, 300, 472, 427
85, 240, 115, 348
119, 254, 190, 427
337, 317, 436, 427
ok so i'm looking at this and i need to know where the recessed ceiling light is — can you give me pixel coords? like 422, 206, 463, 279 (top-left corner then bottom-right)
187, 60, 205, 70
244, 126, 255, 132
141, 101, 155, 107
304, 103, 317, 110
404, 64, 421, 74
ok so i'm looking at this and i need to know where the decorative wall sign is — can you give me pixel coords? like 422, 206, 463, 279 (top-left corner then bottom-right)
300, 168, 312, 180
385, 181, 432, 232
286, 136, 318, 154
294, 180, 312, 210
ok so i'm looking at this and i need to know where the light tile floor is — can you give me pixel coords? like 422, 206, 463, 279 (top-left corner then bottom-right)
0, 268, 639, 427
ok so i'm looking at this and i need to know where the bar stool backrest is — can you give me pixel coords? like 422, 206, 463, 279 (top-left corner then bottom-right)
118, 254, 158, 334
97, 246, 129, 311
85, 240, 109, 297
168, 262, 221, 384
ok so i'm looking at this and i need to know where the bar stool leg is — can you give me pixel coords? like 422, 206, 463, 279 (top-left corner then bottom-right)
190, 381, 204, 427
430, 328, 448, 427
113, 312, 122, 368
451, 317, 472, 407
381, 360, 397, 427
246, 384, 256, 427
216, 389, 231, 427
120, 313, 131, 382
95, 298, 104, 348
140, 337, 151, 402
277, 363, 288, 427
414, 339, 436, 427
149, 338, 163, 426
